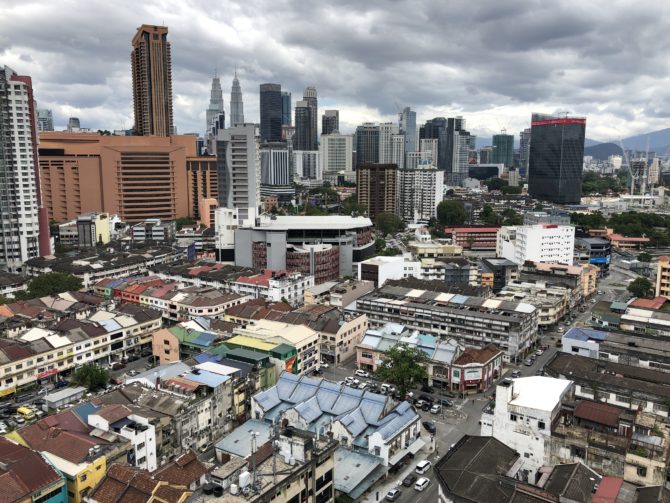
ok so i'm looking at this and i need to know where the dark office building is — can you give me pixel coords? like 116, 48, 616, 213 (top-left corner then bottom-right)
468, 164, 500, 181
281, 91, 291, 126
259, 83, 282, 142
492, 133, 514, 167
294, 100, 312, 151
419, 117, 472, 182
355, 124, 379, 169
322, 110, 339, 135
528, 114, 586, 204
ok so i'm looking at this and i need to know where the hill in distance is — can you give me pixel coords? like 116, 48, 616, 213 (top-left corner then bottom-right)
584, 142, 623, 160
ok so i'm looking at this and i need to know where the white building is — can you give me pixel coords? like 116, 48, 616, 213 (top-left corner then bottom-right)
397, 162, 444, 224
391, 134, 405, 169
216, 123, 261, 222
480, 376, 573, 477
320, 132, 354, 183
378, 122, 399, 164
260, 147, 291, 185
293, 150, 322, 183
497, 224, 575, 266
357, 255, 406, 287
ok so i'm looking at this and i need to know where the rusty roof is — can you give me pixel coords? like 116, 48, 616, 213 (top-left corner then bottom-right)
0, 436, 62, 502
154, 450, 207, 487
574, 400, 624, 428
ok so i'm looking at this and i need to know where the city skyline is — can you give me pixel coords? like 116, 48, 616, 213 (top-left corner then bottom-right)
2, 1, 669, 141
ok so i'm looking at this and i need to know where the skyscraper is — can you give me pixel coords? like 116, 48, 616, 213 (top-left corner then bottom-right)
281, 91, 292, 126
303, 86, 318, 150
399, 107, 417, 154
378, 123, 399, 164
131, 24, 173, 136
0, 66, 50, 270
420, 116, 473, 185
37, 108, 53, 132
205, 74, 224, 135
528, 113, 586, 204
259, 83, 282, 143
357, 164, 398, 221
391, 134, 405, 170
67, 117, 81, 131
518, 127, 531, 177
322, 110, 339, 135
492, 132, 514, 168
294, 100, 312, 151
355, 123, 380, 169
230, 70, 244, 127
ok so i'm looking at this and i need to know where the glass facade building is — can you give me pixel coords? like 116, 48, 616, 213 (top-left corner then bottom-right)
260, 83, 282, 142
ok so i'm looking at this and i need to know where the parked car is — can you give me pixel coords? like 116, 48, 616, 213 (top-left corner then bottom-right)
54, 380, 69, 389
442, 391, 456, 399
524, 359, 533, 366
415, 460, 432, 474
535, 349, 543, 356
319, 362, 329, 369
557, 327, 565, 333
511, 370, 522, 378
414, 399, 426, 408
421, 402, 431, 411
12, 415, 25, 424
439, 398, 453, 407
380, 383, 396, 394
421, 384, 434, 393
418, 394, 434, 403
414, 477, 431, 492
385, 488, 401, 502
354, 369, 369, 378
127, 369, 140, 377
430, 404, 441, 414
402, 473, 417, 487
422, 421, 436, 434
358, 382, 368, 390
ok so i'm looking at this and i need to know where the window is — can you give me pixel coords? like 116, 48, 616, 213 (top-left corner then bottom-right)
80, 474, 87, 482
510, 413, 517, 421
538, 420, 545, 430
637, 466, 647, 477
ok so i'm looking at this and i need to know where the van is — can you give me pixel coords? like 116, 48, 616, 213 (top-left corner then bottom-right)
17, 407, 35, 421
415, 460, 432, 474
414, 477, 430, 492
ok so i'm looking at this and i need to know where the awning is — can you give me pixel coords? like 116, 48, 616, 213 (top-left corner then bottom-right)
388, 437, 425, 466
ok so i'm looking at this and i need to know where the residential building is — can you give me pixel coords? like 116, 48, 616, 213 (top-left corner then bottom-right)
131, 218, 175, 243
528, 113, 586, 204
419, 116, 473, 185
259, 83, 282, 142
399, 106, 417, 154
445, 226, 500, 250
281, 91, 291, 126
37, 107, 54, 131
492, 132, 514, 167
131, 25, 173, 136
656, 255, 670, 299
480, 258, 518, 293
38, 132, 197, 222
407, 239, 463, 259
320, 132, 354, 183
293, 150, 322, 184
215, 123, 261, 223
260, 144, 291, 185
574, 237, 611, 273
0, 272, 29, 299
397, 162, 443, 224
304, 279, 375, 307
302, 86, 318, 150
186, 156, 219, 221
518, 127, 531, 176
378, 122, 399, 164
390, 134, 405, 170
0, 66, 50, 270
355, 123, 379, 169
497, 280, 572, 326
355, 284, 538, 362
358, 256, 405, 287
76, 212, 111, 247
229, 70, 244, 127
480, 376, 573, 477
497, 224, 575, 266
520, 261, 598, 300
451, 345, 505, 395
507, 167, 520, 187
357, 163, 398, 221
322, 109, 339, 135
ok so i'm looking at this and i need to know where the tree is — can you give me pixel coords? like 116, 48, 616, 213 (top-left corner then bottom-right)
375, 213, 405, 236
375, 238, 386, 253
175, 217, 195, 231
437, 200, 467, 227
341, 195, 367, 215
485, 178, 507, 191
481, 204, 500, 225
374, 344, 428, 398
638, 252, 653, 263
25, 272, 82, 298
627, 277, 654, 299
72, 364, 109, 391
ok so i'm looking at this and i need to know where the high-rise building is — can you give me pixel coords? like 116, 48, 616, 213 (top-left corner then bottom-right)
259, 83, 282, 143
67, 117, 81, 132
281, 91, 291, 126
294, 151, 322, 182
391, 134, 405, 170
37, 108, 53, 132
131, 24, 173, 136
528, 113, 586, 204
398, 162, 443, 224
497, 224, 575, 266
355, 123, 379, 169
294, 100, 312, 151
518, 128, 531, 177
230, 70, 244, 127
378, 122, 399, 164
479, 146, 493, 164
399, 107, 417, 154
205, 74, 224, 135
0, 66, 50, 270
216, 123, 260, 223
260, 145, 291, 185
492, 132, 514, 168
357, 163, 398, 221
320, 132, 354, 183
303, 86, 318, 150
322, 110, 339, 135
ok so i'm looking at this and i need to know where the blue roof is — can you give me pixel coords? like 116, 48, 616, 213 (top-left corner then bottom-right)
98, 319, 122, 332
194, 353, 222, 364
451, 294, 469, 304
564, 327, 608, 342
183, 369, 230, 388
73, 402, 100, 423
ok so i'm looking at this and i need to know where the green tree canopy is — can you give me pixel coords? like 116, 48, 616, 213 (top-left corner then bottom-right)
23, 272, 82, 298
627, 277, 655, 299
638, 252, 653, 263
72, 364, 110, 391
374, 343, 428, 398
175, 216, 196, 230
375, 213, 405, 236
437, 200, 467, 227
341, 194, 367, 215
570, 211, 608, 229
485, 178, 507, 191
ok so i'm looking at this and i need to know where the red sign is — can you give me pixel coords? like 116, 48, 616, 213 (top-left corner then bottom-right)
531, 118, 586, 126
37, 368, 58, 379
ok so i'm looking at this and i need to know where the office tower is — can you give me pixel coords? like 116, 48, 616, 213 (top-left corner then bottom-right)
399, 107, 417, 153
320, 132, 354, 183
528, 113, 586, 204
0, 66, 50, 270
131, 24, 173, 136
39, 132, 197, 223
259, 83, 282, 143
294, 151, 322, 182
216, 123, 260, 223
418, 139, 438, 165
37, 108, 53, 132
303, 86, 318, 150
378, 122, 399, 164
419, 116, 471, 185
294, 100, 312, 151
67, 117, 81, 131
492, 132, 514, 168
355, 123, 379, 169
398, 163, 444, 224
391, 134, 405, 170
260, 145, 291, 185
205, 74, 224, 135
479, 146, 493, 164
281, 91, 292, 126
518, 127, 531, 177
322, 110, 339, 135
230, 70, 244, 127
357, 164, 398, 221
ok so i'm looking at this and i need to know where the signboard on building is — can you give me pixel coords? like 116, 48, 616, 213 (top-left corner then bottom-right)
464, 368, 482, 381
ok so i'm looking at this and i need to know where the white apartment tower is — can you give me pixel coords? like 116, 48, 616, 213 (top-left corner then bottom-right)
497, 224, 576, 265
320, 132, 354, 183
378, 122, 399, 164
391, 134, 405, 170
397, 162, 444, 224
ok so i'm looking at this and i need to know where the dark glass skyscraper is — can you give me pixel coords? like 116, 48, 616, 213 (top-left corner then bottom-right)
281, 91, 291, 126
303, 87, 318, 150
528, 113, 586, 204
355, 124, 380, 169
294, 100, 312, 151
259, 83, 282, 142
492, 133, 514, 167
322, 110, 339, 135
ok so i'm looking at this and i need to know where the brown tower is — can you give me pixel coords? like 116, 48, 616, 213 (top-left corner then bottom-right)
131, 24, 174, 136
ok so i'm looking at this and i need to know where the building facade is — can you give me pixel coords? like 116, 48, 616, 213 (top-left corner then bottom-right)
302, 86, 318, 150
320, 132, 353, 183
356, 163, 398, 221
322, 109, 339, 135
281, 91, 291, 126
492, 133, 514, 167
259, 83, 282, 143
397, 163, 443, 224
229, 71, 244, 127
497, 224, 575, 266
355, 123, 379, 169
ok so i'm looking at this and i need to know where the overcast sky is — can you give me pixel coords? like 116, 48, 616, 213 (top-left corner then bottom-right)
2, 0, 669, 143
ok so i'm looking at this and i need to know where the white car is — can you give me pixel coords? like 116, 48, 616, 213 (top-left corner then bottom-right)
354, 369, 370, 378
358, 382, 368, 390
414, 477, 430, 491
320, 362, 329, 369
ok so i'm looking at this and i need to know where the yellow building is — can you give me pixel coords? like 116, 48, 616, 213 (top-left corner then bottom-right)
656, 256, 670, 299
76, 212, 111, 246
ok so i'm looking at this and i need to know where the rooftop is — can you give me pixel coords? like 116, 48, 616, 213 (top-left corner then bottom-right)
506, 376, 572, 412
215, 419, 272, 459
254, 215, 373, 231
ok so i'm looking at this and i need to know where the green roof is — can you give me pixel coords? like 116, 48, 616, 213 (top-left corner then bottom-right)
271, 343, 297, 358
226, 347, 271, 363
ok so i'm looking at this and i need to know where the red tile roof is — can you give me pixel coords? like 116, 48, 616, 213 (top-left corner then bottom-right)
592, 476, 623, 503
154, 450, 207, 488
630, 297, 667, 311
96, 404, 131, 424
92, 463, 192, 503
607, 234, 650, 243
574, 400, 624, 428
0, 437, 62, 502
453, 344, 501, 365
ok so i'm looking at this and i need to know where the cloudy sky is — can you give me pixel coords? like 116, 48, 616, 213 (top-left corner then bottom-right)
2, 0, 669, 143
